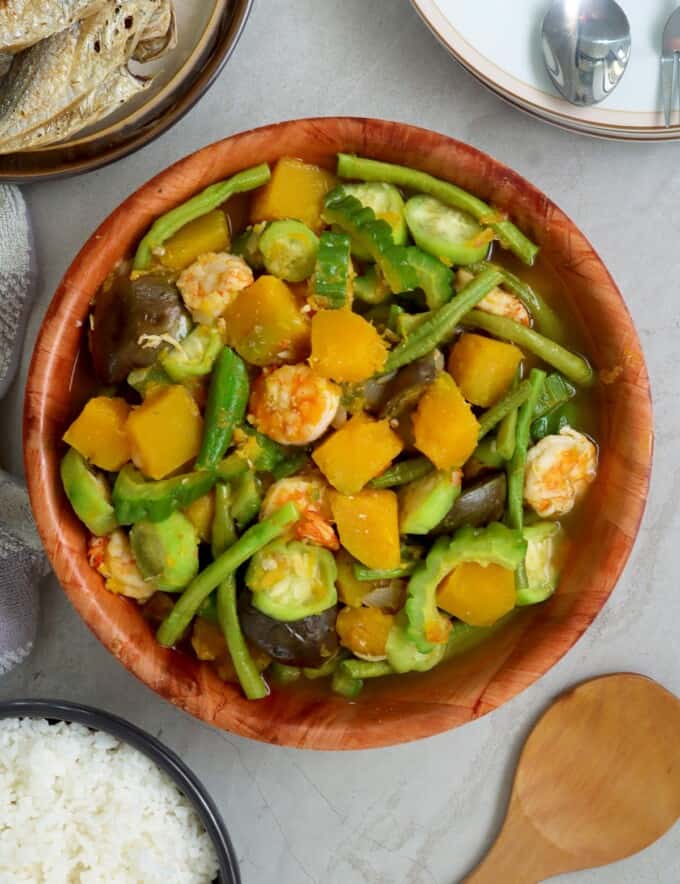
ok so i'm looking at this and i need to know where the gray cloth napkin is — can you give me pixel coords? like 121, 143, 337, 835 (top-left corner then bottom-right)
0, 185, 47, 675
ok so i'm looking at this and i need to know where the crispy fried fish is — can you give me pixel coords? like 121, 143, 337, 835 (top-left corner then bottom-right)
0, 66, 149, 153
0, 0, 108, 53
0, 1, 157, 145
134, 0, 176, 63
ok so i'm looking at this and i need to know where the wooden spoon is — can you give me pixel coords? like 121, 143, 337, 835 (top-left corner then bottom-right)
465, 674, 680, 883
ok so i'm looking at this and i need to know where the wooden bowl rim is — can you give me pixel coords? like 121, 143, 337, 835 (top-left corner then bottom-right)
23, 117, 653, 749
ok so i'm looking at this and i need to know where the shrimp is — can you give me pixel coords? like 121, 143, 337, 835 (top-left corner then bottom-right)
88, 530, 156, 601
248, 364, 341, 446
456, 269, 530, 326
177, 252, 253, 325
524, 427, 597, 518
260, 476, 339, 550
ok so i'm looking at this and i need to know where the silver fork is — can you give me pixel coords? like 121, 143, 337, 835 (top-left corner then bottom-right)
662, 7, 680, 126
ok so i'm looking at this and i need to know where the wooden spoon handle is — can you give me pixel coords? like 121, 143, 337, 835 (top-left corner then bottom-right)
463, 795, 571, 884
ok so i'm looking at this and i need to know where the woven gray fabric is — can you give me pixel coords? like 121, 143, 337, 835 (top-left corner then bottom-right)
0, 185, 45, 675
0, 470, 48, 674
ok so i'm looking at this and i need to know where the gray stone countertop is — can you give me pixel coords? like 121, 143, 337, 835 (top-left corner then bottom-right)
1, 1, 678, 882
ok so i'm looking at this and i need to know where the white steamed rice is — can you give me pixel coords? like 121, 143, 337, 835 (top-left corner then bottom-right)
0, 717, 220, 883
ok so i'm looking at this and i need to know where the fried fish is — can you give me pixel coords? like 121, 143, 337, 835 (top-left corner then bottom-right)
0, 0, 108, 54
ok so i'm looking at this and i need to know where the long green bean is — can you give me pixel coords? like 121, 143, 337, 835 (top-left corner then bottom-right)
157, 502, 299, 647
468, 261, 566, 341
340, 659, 393, 680
134, 164, 271, 270
369, 456, 434, 488
384, 268, 503, 373
336, 154, 539, 266
461, 310, 594, 386
507, 369, 546, 532
496, 373, 520, 460
217, 575, 268, 700
477, 379, 532, 440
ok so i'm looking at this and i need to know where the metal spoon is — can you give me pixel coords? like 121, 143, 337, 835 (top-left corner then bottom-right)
541, 0, 631, 106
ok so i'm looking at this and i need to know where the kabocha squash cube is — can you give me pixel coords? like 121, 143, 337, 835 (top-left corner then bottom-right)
329, 489, 401, 570
448, 333, 523, 407
250, 157, 336, 232
223, 275, 310, 366
309, 309, 387, 382
160, 210, 230, 272
63, 396, 131, 471
412, 373, 479, 469
126, 385, 203, 480
336, 606, 394, 659
335, 549, 371, 607
183, 491, 215, 543
312, 414, 403, 494
436, 561, 516, 626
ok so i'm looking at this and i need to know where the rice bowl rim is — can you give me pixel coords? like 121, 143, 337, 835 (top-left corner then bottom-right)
0, 698, 240, 884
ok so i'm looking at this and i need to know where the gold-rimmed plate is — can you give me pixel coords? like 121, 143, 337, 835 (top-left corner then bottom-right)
412, 0, 680, 142
0, 0, 252, 182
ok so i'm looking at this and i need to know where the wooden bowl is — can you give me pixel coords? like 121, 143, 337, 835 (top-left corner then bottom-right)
24, 118, 653, 750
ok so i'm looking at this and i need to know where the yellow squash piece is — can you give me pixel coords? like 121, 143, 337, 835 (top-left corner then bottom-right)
160, 210, 230, 272
313, 414, 403, 494
250, 157, 336, 232
183, 491, 215, 543
223, 275, 310, 366
448, 333, 523, 407
437, 561, 516, 626
336, 606, 394, 660
126, 385, 203, 480
63, 396, 131, 471
413, 373, 479, 470
330, 488, 400, 570
309, 309, 387, 382
335, 549, 372, 607
191, 617, 227, 661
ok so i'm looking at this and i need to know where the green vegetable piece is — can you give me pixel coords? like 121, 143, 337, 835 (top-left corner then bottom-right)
405, 246, 454, 309
246, 539, 338, 622
322, 188, 418, 294
468, 438, 505, 473
352, 544, 422, 581
259, 219, 319, 282
517, 522, 566, 606
130, 512, 199, 591
159, 325, 222, 383
353, 265, 390, 304
339, 181, 407, 260
336, 154, 539, 266
230, 470, 262, 531
369, 456, 434, 489
331, 666, 363, 698
383, 267, 503, 373
133, 164, 271, 271
443, 613, 516, 661
196, 347, 249, 470
271, 662, 302, 684
156, 501, 299, 647
60, 448, 117, 536
405, 522, 527, 653
232, 224, 265, 269
399, 469, 461, 535
386, 611, 446, 673
112, 464, 217, 525
404, 195, 490, 265
311, 231, 352, 308
507, 369, 547, 534
477, 378, 533, 440
340, 659, 393, 680
211, 482, 237, 559
127, 363, 172, 398
530, 373, 576, 441
434, 474, 507, 535
496, 371, 521, 460
303, 651, 346, 680
468, 260, 567, 342
271, 450, 310, 480
461, 310, 594, 387
217, 575, 269, 700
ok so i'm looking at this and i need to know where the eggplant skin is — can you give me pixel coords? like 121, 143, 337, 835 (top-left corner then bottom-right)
90, 275, 191, 384
434, 473, 507, 535
239, 592, 339, 668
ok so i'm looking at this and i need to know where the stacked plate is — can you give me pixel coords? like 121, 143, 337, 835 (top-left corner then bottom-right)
412, 0, 680, 142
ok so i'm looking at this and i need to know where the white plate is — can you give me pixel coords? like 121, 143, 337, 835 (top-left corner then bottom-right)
411, 0, 680, 141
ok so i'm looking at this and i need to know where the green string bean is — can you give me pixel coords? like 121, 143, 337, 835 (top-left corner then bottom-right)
217, 575, 268, 700
369, 456, 434, 488
477, 379, 532, 441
